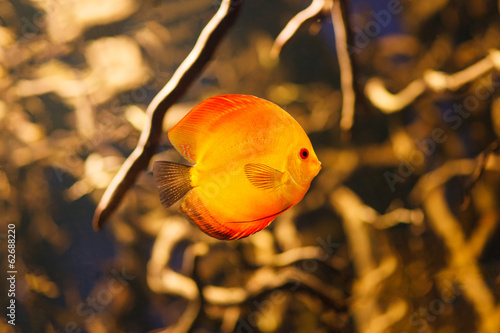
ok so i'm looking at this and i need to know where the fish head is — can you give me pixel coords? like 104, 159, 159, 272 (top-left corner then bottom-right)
288, 138, 321, 187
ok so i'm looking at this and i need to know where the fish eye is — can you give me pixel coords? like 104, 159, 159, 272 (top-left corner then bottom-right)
299, 148, 309, 159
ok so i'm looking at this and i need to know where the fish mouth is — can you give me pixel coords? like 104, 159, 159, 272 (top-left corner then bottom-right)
312, 159, 322, 176
300, 159, 321, 186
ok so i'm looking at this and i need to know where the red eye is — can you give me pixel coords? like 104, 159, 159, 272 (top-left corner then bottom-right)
300, 148, 309, 159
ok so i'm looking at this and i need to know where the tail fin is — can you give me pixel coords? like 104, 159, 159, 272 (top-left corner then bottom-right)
153, 161, 192, 208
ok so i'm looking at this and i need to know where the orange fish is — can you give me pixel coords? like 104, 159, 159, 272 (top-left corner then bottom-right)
153, 95, 321, 240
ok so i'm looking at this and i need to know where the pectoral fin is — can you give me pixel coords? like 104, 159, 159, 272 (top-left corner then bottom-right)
244, 163, 284, 190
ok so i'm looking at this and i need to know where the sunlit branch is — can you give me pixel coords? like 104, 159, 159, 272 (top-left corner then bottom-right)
424, 187, 500, 331
147, 219, 346, 332
410, 159, 478, 203
205, 267, 345, 309
365, 49, 500, 113
331, 0, 357, 138
463, 139, 500, 200
368, 207, 424, 229
272, 0, 360, 138
270, 0, 328, 59
147, 218, 204, 332
92, 0, 242, 230
330, 186, 406, 333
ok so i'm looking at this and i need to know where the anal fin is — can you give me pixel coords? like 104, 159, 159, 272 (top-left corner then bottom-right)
179, 189, 277, 240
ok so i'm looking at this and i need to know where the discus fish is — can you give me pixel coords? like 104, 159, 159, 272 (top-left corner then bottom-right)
153, 95, 321, 240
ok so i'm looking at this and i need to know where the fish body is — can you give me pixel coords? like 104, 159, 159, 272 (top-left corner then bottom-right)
153, 95, 321, 240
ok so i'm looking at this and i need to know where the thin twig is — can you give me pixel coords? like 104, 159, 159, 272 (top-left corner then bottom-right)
272, 0, 360, 139
270, 0, 328, 59
92, 0, 242, 230
204, 267, 346, 310
331, 0, 357, 138
409, 159, 476, 203
463, 139, 500, 194
365, 49, 500, 113
460, 139, 500, 209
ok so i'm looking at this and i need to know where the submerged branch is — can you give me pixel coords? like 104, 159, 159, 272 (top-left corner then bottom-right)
270, 0, 328, 59
272, 0, 361, 139
331, 0, 357, 138
424, 187, 500, 332
365, 49, 500, 113
330, 186, 406, 333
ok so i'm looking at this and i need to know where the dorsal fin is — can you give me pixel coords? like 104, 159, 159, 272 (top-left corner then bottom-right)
168, 95, 276, 163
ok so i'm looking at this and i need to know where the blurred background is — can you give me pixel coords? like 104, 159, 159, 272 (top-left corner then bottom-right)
1, 0, 500, 332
